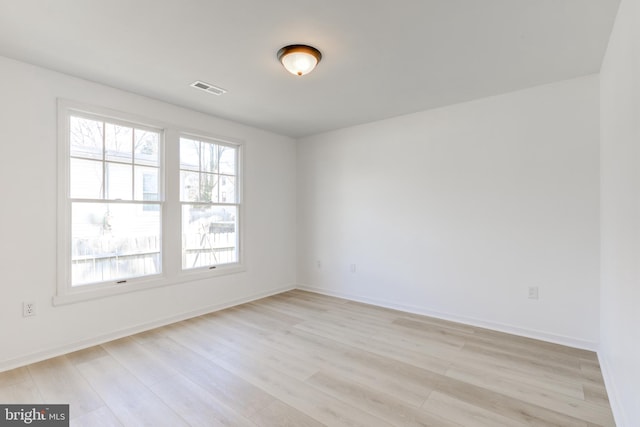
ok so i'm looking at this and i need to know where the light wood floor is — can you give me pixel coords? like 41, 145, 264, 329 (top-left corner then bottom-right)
0, 290, 615, 426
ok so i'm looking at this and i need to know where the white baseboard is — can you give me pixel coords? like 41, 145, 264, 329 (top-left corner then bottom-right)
598, 352, 628, 427
297, 285, 599, 351
0, 285, 295, 373
2, 282, 600, 370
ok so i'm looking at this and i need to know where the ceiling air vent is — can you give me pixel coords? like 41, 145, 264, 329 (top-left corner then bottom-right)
190, 80, 227, 96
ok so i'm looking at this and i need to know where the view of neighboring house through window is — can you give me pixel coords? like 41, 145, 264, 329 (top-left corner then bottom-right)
69, 114, 162, 286
180, 136, 239, 270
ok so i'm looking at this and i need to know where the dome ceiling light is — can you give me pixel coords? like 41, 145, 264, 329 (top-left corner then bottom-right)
277, 44, 322, 76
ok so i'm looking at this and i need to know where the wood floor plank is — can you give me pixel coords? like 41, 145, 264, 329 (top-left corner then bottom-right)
433, 374, 592, 427
70, 406, 123, 427
213, 350, 394, 427
270, 294, 331, 314
445, 365, 615, 426
461, 329, 586, 367
391, 314, 478, 335
254, 297, 326, 320
162, 320, 234, 361
306, 370, 460, 427
27, 356, 103, 418
451, 343, 588, 387
223, 307, 296, 333
182, 309, 302, 381
75, 355, 188, 426
328, 348, 434, 407
0, 379, 44, 403
314, 308, 470, 358
471, 327, 597, 360
149, 374, 256, 427
222, 339, 320, 382
0, 367, 31, 387
282, 290, 349, 309
580, 359, 607, 386
461, 342, 583, 378
583, 383, 611, 407
226, 338, 432, 408
66, 346, 109, 366
449, 359, 586, 401
182, 315, 265, 351
132, 334, 274, 418
292, 320, 452, 374
339, 301, 478, 337
243, 302, 307, 326
101, 337, 180, 387
249, 400, 324, 427
391, 317, 473, 346
423, 390, 527, 427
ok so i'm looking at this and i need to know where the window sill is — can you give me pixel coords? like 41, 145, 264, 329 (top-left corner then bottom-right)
53, 264, 245, 306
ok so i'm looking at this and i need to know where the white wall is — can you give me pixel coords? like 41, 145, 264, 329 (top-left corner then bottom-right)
600, 0, 640, 425
297, 75, 600, 349
0, 56, 297, 369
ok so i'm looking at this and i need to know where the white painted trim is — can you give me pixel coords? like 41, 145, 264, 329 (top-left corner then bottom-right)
297, 285, 599, 351
52, 264, 246, 306
0, 285, 295, 373
598, 352, 628, 427
4, 283, 603, 374
56, 98, 248, 304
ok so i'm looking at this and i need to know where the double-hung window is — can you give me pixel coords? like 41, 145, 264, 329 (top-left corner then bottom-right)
179, 136, 240, 270
65, 113, 162, 287
57, 101, 243, 303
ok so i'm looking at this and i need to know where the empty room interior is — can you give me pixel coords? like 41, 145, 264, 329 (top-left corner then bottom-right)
0, 0, 638, 426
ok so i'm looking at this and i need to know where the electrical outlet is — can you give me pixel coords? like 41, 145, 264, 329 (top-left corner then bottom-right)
23, 301, 36, 317
316, 260, 322, 269
528, 287, 539, 300
350, 264, 356, 273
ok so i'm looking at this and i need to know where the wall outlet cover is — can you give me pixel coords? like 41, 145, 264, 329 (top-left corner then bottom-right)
23, 301, 36, 317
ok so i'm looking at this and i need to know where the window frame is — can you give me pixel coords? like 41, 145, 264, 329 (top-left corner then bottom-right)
179, 133, 242, 272
55, 100, 245, 306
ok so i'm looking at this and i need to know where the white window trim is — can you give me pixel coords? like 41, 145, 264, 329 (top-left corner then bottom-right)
55, 99, 245, 306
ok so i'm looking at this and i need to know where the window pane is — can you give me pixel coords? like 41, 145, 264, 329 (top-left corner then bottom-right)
182, 205, 237, 269
135, 166, 159, 201
180, 138, 200, 171
219, 146, 236, 175
105, 123, 132, 163
70, 158, 103, 199
201, 173, 219, 203
135, 130, 159, 166
71, 202, 161, 286
70, 116, 103, 159
105, 162, 132, 200
201, 142, 218, 173
219, 175, 235, 203
180, 170, 199, 202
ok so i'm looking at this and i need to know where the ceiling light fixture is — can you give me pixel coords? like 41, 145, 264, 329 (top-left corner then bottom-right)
277, 44, 322, 76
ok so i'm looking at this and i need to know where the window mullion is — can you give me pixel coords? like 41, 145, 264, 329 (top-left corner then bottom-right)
163, 128, 181, 279
102, 120, 106, 200
131, 127, 135, 201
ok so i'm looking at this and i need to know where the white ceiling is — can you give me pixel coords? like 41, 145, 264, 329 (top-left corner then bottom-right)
0, 0, 620, 138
